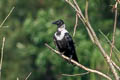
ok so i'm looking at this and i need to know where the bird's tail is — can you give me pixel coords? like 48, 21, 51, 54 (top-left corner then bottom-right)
72, 54, 79, 63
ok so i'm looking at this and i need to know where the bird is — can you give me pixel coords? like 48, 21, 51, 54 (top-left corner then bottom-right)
52, 19, 79, 63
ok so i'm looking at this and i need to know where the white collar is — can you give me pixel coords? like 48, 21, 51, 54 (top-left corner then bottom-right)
55, 28, 68, 40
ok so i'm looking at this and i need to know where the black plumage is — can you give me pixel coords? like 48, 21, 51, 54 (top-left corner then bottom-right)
52, 19, 79, 63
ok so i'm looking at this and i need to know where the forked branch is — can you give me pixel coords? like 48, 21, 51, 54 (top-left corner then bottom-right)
110, 2, 118, 58
65, 0, 119, 79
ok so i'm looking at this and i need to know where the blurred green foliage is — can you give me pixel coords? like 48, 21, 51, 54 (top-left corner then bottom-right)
0, 0, 120, 80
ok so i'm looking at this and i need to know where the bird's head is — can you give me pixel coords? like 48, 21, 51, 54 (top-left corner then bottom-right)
52, 19, 65, 28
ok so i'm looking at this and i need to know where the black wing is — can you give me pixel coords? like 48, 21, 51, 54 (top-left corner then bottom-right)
64, 33, 79, 62
53, 35, 64, 52
53, 33, 79, 62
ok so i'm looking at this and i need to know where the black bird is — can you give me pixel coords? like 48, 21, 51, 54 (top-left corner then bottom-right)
52, 19, 79, 63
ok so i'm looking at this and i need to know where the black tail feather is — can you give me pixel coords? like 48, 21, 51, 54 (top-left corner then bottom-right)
72, 54, 79, 63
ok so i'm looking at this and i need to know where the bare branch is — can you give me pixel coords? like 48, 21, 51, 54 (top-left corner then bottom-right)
0, 37, 5, 78
17, 77, 19, 80
85, 0, 89, 21
45, 43, 112, 80
61, 72, 89, 77
112, 61, 120, 72
0, 7, 14, 80
99, 30, 120, 53
73, 13, 78, 37
114, 51, 120, 63
0, 7, 15, 28
24, 72, 32, 80
84, 0, 94, 43
99, 30, 120, 63
71, 0, 96, 44
0, 37, 6, 80
110, 2, 118, 58
65, 0, 119, 79
99, 30, 120, 73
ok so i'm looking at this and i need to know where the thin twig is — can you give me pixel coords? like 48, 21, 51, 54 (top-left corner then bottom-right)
61, 72, 89, 77
0, 37, 6, 80
110, 2, 118, 58
45, 43, 112, 80
99, 30, 120, 63
99, 30, 120, 54
24, 72, 32, 80
73, 13, 78, 37
65, 0, 119, 79
17, 77, 19, 80
72, 0, 96, 44
0, 7, 14, 80
99, 30, 120, 72
112, 61, 120, 72
84, 0, 94, 43
0, 7, 15, 28
85, 0, 89, 21
113, 50, 120, 63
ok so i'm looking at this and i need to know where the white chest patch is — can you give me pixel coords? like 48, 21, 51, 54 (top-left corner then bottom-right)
55, 29, 68, 40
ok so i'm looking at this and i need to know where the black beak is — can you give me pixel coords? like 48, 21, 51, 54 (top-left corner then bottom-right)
52, 21, 57, 24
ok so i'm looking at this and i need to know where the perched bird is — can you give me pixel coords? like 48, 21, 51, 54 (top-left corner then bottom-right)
52, 19, 79, 63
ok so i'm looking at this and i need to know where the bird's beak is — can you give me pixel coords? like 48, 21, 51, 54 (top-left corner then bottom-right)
52, 21, 57, 24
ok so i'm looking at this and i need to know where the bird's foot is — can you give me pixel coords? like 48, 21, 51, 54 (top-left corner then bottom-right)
69, 55, 72, 62
67, 55, 73, 64
60, 52, 64, 56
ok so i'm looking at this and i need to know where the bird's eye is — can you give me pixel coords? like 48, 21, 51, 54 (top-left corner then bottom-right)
57, 22, 60, 24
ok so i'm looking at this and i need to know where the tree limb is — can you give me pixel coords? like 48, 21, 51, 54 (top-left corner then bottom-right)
0, 37, 5, 80
0, 7, 15, 28
110, 2, 118, 58
61, 72, 89, 77
73, 13, 78, 37
24, 72, 32, 80
65, 0, 119, 79
84, 0, 95, 43
45, 43, 112, 80
99, 29, 120, 65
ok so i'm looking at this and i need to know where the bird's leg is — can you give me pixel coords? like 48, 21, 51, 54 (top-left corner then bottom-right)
66, 55, 73, 64
69, 55, 73, 62
68, 55, 76, 66
60, 52, 64, 56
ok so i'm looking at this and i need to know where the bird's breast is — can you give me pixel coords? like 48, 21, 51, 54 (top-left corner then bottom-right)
55, 30, 68, 40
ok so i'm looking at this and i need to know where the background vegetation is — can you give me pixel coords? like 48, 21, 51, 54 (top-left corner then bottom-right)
0, 0, 120, 80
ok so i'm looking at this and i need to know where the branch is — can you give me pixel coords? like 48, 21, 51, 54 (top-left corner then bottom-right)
0, 37, 6, 80
110, 2, 118, 58
99, 30, 120, 72
99, 30, 120, 54
65, 0, 119, 79
24, 72, 32, 80
73, 13, 78, 37
0, 7, 14, 80
0, 7, 15, 28
84, 0, 94, 43
112, 61, 120, 72
99, 30, 120, 63
113, 51, 120, 63
45, 43, 112, 80
85, 0, 89, 21
61, 72, 89, 77
17, 77, 19, 80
